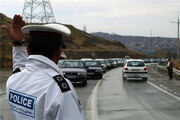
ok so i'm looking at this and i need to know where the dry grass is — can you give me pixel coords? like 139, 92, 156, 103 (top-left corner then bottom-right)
174, 60, 180, 70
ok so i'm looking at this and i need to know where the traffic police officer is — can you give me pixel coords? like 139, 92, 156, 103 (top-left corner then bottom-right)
2, 15, 84, 120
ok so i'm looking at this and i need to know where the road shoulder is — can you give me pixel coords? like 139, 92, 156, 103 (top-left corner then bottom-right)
148, 66, 180, 98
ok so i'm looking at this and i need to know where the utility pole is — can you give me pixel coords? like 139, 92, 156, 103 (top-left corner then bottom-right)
149, 29, 154, 57
178, 18, 179, 60
83, 25, 87, 32
150, 30, 153, 53
171, 17, 180, 60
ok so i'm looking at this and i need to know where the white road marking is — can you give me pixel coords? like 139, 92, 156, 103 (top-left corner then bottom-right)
91, 80, 101, 120
91, 72, 110, 120
147, 81, 180, 101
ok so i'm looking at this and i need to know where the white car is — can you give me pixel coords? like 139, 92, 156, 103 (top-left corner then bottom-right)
81, 58, 93, 61
122, 59, 148, 81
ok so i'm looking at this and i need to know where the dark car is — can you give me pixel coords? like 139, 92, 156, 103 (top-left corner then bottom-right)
95, 59, 107, 72
109, 59, 117, 68
59, 60, 87, 86
84, 60, 103, 79
105, 59, 112, 70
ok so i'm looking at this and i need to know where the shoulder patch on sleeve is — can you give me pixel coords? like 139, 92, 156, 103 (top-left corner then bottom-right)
53, 75, 71, 92
13, 68, 21, 74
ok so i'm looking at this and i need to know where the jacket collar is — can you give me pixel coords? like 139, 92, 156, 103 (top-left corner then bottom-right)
27, 55, 62, 74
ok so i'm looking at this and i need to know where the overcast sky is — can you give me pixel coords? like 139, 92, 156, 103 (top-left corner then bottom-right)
1, 0, 180, 38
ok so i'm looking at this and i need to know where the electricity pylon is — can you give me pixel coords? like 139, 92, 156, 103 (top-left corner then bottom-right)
22, 0, 56, 23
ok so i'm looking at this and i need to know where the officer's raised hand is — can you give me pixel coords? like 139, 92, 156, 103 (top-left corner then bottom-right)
1, 14, 25, 42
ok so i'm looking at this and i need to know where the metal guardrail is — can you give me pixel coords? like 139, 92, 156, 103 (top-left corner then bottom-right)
158, 65, 180, 76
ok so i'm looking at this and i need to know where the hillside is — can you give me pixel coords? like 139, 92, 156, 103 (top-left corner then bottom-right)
92, 32, 177, 57
63, 25, 147, 59
0, 13, 146, 68
0, 13, 12, 68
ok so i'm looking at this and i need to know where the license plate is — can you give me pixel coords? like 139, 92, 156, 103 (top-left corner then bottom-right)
132, 69, 139, 72
67, 75, 76, 79
88, 72, 95, 75
130, 74, 140, 77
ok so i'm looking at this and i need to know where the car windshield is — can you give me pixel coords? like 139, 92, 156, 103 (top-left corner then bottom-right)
97, 60, 105, 64
127, 61, 145, 67
85, 61, 101, 67
61, 61, 85, 68
58, 60, 64, 67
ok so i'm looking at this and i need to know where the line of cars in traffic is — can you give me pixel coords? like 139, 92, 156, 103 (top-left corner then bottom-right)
58, 57, 163, 86
58, 58, 124, 86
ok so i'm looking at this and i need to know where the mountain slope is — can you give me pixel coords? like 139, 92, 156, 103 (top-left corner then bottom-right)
92, 32, 176, 57
0, 13, 12, 68
0, 13, 146, 68
62, 24, 126, 50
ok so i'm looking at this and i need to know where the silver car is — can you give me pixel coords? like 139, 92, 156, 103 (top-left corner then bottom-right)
59, 60, 87, 86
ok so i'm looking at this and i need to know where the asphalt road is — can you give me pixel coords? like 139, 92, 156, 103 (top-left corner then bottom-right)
97, 67, 180, 120
1, 66, 180, 120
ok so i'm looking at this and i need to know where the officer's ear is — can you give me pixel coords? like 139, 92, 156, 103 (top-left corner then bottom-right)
27, 44, 30, 55
53, 46, 62, 64
58, 46, 62, 57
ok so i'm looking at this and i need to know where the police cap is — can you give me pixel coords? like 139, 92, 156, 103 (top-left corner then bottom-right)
21, 24, 71, 49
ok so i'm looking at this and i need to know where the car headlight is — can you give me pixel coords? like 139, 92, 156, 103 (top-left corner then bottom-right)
95, 69, 101, 72
102, 64, 105, 67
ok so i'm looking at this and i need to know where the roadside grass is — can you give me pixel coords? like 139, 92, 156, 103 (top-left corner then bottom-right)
0, 68, 12, 72
0, 68, 12, 75
174, 60, 180, 70
159, 60, 180, 70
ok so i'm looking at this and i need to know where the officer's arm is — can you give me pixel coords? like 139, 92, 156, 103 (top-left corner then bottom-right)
12, 46, 28, 73
51, 76, 84, 120
67, 81, 84, 118
54, 94, 84, 120
1, 15, 26, 73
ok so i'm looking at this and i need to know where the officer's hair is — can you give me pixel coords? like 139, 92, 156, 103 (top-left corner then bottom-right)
28, 32, 62, 59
